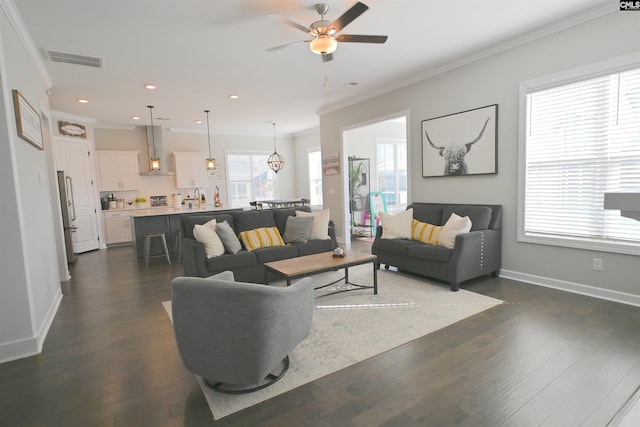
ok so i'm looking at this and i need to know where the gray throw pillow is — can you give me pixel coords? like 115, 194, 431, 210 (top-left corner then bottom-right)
283, 216, 313, 244
214, 221, 242, 254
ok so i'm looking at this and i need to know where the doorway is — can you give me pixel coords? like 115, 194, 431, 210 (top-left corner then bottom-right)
342, 114, 408, 244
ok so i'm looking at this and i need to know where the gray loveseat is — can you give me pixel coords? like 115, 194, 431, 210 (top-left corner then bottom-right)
181, 206, 337, 283
371, 202, 502, 291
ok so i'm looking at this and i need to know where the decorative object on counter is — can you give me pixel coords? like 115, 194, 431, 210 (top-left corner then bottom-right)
214, 186, 220, 207
147, 105, 161, 171
135, 197, 147, 207
116, 198, 125, 209
267, 122, 285, 174
150, 195, 168, 207
204, 109, 216, 170
108, 193, 116, 209
174, 193, 181, 208
127, 200, 133, 207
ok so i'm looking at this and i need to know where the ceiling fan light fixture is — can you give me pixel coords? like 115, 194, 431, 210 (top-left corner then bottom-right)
310, 35, 337, 55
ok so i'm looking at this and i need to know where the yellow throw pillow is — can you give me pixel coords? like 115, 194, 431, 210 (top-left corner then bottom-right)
411, 219, 442, 246
238, 227, 285, 251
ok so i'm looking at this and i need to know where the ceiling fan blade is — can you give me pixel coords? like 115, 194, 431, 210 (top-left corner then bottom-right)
279, 16, 311, 34
322, 53, 334, 63
335, 34, 388, 44
330, 2, 368, 33
265, 39, 309, 52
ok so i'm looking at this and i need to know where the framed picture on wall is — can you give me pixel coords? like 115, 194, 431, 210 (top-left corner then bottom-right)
58, 121, 87, 138
421, 104, 498, 177
12, 90, 43, 150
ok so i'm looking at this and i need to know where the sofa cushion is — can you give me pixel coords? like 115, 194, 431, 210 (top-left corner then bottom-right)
442, 205, 491, 231
411, 219, 443, 246
204, 250, 257, 271
438, 213, 472, 249
193, 223, 225, 258
215, 220, 242, 254
182, 214, 235, 239
283, 216, 313, 244
374, 238, 414, 256
253, 245, 299, 264
273, 206, 311, 235
233, 210, 276, 233
409, 204, 444, 225
294, 239, 334, 256
296, 209, 331, 240
380, 208, 413, 239
407, 243, 452, 263
238, 227, 285, 251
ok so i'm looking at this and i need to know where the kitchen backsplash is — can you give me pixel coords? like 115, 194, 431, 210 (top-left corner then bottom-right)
100, 175, 210, 209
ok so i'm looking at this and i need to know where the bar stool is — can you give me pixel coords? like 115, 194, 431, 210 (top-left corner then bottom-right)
174, 230, 182, 263
143, 231, 171, 267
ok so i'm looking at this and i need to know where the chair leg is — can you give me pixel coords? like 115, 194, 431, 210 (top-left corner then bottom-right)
143, 234, 151, 267
204, 355, 290, 394
160, 234, 171, 265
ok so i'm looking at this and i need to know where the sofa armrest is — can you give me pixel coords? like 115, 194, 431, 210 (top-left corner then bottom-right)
448, 229, 501, 289
181, 238, 209, 277
328, 220, 338, 249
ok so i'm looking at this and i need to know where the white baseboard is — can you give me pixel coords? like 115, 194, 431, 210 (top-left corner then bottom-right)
500, 269, 640, 307
0, 288, 62, 364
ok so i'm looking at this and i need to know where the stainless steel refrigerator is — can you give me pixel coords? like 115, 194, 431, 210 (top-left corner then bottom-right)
57, 170, 78, 264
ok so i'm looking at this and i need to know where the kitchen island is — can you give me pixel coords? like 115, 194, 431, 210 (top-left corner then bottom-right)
129, 206, 243, 260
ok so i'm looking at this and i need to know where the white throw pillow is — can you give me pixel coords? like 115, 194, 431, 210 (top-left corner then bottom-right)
438, 213, 472, 249
202, 218, 217, 232
296, 209, 330, 240
380, 208, 413, 239
193, 223, 225, 258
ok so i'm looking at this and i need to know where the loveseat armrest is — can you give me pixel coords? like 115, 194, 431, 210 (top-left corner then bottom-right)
181, 238, 209, 277
448, 229, 501, 290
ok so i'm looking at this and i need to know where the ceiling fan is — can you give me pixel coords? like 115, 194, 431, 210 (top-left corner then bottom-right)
266, 2, 388, 62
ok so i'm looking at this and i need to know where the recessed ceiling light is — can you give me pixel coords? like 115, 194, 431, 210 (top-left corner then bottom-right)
229, 94, 239, 99
132, 116, 140, 120
77, 98, 88, 104
195, 120, 202, 124
144, 84, 157, 90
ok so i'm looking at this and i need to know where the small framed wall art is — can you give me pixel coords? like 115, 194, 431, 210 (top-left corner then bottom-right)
421, 104, 498, 177
58, 121, 87, 138
12, 90, 43, 150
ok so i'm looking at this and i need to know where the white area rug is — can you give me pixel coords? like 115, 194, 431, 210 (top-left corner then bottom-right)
162, 266, 503, 420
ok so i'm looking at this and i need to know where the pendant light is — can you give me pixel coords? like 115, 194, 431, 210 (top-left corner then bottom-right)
267, 122, 284, 174
147, 105, 160, 171
204, 110, 216, 170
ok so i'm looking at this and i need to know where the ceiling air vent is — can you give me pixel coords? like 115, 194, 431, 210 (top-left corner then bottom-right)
43, 48, 103, 68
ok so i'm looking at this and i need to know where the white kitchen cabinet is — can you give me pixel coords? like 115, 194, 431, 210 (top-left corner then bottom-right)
97, 151, 140, 191
173, 152, 208, 188
104, 211, 132, 244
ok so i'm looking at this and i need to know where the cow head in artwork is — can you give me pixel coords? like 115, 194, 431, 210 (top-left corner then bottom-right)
425, 117, 491, 175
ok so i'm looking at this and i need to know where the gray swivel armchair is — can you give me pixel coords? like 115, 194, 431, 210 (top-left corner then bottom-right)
171, 271, 314, 394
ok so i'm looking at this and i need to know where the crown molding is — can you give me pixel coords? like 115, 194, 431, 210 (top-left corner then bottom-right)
0, 0, 53, 91
318, 3, 617, 117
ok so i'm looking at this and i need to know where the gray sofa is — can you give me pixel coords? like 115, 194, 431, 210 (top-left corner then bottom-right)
181, 206, 337, 283
371, 203, 502, 291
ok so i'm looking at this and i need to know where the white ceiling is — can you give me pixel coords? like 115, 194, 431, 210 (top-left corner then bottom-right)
13, 0, 613, 136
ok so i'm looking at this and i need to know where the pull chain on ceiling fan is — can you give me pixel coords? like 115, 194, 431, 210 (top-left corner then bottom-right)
266, 1, 388, 63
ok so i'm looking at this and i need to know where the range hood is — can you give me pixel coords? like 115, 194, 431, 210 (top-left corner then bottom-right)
140, 125, 175, 176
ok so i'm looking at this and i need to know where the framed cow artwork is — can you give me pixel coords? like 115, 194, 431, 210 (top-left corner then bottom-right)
421, 104, 497, 177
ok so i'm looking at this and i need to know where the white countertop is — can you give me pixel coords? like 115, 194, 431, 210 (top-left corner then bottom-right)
128, 205, 239, 218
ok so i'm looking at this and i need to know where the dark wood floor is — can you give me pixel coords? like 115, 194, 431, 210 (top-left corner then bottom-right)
1, 241, 639, 426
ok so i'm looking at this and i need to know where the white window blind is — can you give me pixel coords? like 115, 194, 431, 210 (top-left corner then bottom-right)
523, 66, 640, 249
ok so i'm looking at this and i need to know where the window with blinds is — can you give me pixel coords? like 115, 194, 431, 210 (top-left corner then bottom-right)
519, 61, 640, 254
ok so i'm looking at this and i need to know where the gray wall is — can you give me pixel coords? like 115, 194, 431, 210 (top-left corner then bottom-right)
319, 11, 640, 303
0, 1, 62, 362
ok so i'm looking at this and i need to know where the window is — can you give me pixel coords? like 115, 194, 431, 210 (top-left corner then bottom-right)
519, 59, 640, 255
308, 150, 323, 206
226, 152, 276, 208
376, 139, 407, 211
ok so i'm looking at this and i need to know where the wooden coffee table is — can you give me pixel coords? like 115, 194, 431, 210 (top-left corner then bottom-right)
264, 250, 378, 296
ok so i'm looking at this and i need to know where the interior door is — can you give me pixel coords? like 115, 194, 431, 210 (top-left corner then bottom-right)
54, 138, 100, 253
